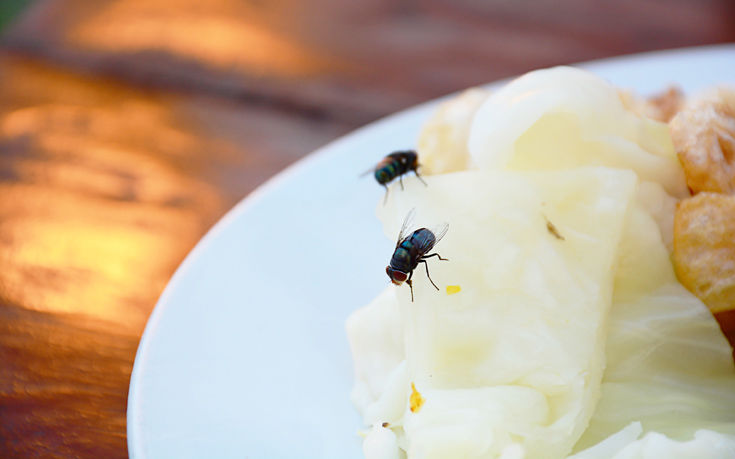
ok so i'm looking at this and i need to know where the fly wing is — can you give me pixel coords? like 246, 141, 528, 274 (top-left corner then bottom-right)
395, 208, 417, 248
359, 164, 378, 178
417, 222, 449, 253
359, 154, 392, 178
431, 223, 449, 247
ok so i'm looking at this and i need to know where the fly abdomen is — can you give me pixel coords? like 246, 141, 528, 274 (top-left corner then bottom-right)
408, 229, 436, 254
374, 161, 399, 185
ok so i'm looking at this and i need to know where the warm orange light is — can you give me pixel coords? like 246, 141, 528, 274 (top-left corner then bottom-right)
65, 0, 334, 77
0, 59, 225, 330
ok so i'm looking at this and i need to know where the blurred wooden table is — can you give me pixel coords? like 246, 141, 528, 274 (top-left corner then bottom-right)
0, 0, 734, 457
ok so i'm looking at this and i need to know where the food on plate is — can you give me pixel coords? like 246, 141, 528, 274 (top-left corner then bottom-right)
417, 88, 489, 175
348, 67, 735, 458
669, 88, 735, 194
673, 192, 735, 313
669, 88, 735, 322
619, 86, 684, 122
466, 67, 687, 198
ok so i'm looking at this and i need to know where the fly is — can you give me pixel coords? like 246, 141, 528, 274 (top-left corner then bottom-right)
362, 150, 427, 203
386, 209, 449, 301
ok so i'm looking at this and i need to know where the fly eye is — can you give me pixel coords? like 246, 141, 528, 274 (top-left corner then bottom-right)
390, 270, 407, 284
386, 266, 399, 281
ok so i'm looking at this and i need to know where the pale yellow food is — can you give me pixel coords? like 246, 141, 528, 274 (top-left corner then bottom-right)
467, 67, 688, 198
348, 67, 735, 459
669, 88, 735, 194
377, 168, 636, 459
575, 197, 735, 452
673, 192, 735, 313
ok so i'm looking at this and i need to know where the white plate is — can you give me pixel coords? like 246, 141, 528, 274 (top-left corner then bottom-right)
128, 45, 735, 458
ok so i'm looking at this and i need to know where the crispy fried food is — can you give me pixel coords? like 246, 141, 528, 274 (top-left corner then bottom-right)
619, 86, 684, 122
673, 192, 735, 313
669, 88, 735, 194
417, 88, 488, 174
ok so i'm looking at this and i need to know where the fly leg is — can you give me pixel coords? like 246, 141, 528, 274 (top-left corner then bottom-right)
418, 259, 440, 291
406, 270, 414, 302
399, 174, 404, 190
422, 252, 448, 261
415, 170, 428, 187
383, 184, 389, 205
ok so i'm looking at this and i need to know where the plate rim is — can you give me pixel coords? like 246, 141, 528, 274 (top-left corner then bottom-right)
126, 43, 735, 458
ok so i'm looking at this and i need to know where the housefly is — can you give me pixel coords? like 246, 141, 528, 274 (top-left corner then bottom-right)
362, 150, 427, 203
386, 209, 449, 301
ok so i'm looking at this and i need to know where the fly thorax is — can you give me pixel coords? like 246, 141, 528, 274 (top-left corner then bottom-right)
391, 246, 413, 269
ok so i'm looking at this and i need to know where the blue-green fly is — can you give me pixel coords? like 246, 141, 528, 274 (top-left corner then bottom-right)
386, 209, 449, 302
363, 150, 427, 203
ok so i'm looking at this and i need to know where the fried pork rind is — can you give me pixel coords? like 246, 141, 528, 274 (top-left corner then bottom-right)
673, 192, 735, 313
416, 88, 489, 175
619, 86, 684, 122
669, 88, 735, 194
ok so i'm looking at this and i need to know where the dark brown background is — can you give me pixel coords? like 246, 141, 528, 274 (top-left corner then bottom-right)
1, 1, 734, 457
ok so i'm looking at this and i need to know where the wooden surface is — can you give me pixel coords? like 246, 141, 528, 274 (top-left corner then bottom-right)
0, 1, 734, 457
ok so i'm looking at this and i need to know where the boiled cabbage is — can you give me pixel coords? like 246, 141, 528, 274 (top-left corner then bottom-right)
347, 66, 735, 459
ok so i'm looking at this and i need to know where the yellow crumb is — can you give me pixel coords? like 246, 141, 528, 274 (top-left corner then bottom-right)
410, 382, 425, 413
446, 285, 461, 295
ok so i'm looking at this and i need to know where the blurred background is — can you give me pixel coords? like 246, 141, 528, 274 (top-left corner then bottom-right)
0, 0, 733, 457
